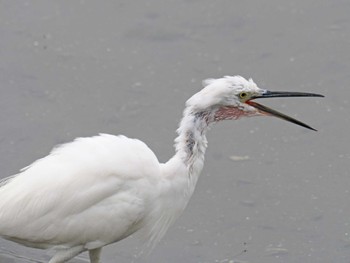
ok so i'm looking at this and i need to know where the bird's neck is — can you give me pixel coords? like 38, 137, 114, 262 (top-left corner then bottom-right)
143, 108, 214, 249
172, 106, 214, 187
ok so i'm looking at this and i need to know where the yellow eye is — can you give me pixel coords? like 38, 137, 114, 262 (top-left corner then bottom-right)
239, 92, 248, 99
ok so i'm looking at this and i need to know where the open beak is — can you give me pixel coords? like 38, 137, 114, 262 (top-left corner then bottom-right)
246, 91, 324, 131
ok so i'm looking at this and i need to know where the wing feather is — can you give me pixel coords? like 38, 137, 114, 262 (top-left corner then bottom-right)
0, 134, 161, 248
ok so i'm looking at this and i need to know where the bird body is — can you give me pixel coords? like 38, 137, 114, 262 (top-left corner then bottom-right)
0, 135, 158, 247
0, 76, 323, 263
0, 134, 196, 252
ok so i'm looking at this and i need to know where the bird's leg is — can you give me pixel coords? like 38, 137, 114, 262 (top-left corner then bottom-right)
48, 246, 85, 263
89, 248, 102, 263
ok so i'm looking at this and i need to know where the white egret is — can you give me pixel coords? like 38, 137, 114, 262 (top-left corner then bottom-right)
0, 76, 323, 263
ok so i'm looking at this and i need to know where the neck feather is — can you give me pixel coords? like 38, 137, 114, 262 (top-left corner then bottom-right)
143, 108, 215, 250
174, 106, 215, 177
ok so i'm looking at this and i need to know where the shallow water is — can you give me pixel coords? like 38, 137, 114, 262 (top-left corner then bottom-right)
0, 0, 349, 262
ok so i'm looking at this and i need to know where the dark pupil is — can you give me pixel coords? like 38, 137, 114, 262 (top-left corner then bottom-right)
241, 93, 247, 98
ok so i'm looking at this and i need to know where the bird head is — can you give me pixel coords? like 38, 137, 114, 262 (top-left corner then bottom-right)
186, 75, 324, 131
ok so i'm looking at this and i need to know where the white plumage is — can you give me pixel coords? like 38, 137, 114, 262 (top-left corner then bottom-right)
0, 76, 323, 263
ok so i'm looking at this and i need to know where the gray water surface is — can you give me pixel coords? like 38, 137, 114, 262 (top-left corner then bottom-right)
0, 1, 349, 262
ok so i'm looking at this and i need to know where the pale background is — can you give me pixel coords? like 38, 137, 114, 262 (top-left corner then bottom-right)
0, 1, 349, 262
